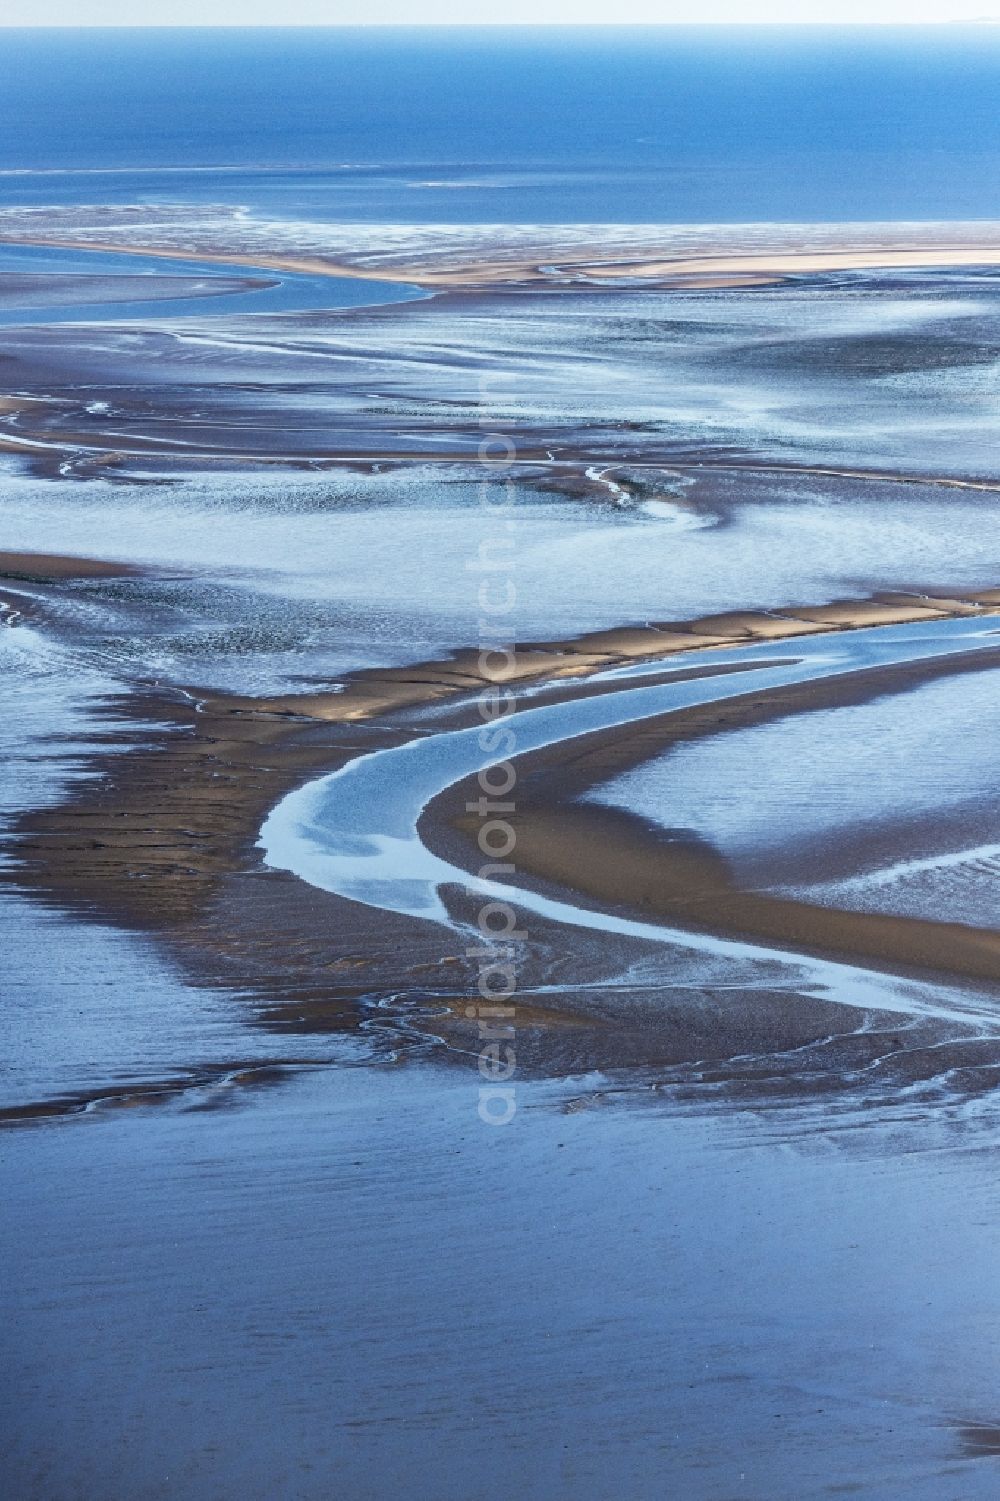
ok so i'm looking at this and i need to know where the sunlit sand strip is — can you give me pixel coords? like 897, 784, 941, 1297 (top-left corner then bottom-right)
2, 215, 1000, 288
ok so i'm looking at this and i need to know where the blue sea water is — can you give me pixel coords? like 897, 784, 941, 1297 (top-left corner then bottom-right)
0, 25, 999, 223
0, 242, 423, 322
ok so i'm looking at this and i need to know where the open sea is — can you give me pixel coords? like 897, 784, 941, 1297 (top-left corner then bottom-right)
1, 25, 1000, 222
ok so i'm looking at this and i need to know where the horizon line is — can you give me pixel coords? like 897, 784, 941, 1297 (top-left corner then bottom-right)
1, 18, 999, 27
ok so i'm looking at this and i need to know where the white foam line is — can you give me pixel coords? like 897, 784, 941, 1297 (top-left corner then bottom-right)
810, 843, 1000, 894
584, 464, 629, 504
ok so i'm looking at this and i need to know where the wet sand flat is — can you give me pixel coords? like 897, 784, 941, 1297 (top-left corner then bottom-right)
3, 254, 1000, 486
5, 238, 1000, 1109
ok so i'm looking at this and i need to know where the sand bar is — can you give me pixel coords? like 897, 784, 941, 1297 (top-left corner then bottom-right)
3, 214, 1000, 289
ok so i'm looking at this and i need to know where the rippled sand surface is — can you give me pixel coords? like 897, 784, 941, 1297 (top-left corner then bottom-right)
592, 664, 1000, 924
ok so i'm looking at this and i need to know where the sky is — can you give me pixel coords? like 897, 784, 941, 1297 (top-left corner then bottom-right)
0, 4, 996, 24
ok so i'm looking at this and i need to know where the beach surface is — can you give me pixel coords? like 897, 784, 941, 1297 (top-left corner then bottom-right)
4, 197, 1000, 1499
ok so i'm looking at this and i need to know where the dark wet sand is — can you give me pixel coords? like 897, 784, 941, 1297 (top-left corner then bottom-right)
0, 548, 141, 579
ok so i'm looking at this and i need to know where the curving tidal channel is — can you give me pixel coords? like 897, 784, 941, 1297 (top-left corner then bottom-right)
260, 614, 1000, 1029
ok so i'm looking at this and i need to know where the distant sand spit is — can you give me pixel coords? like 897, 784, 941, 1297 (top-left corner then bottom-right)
3, 209, 1000, 288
